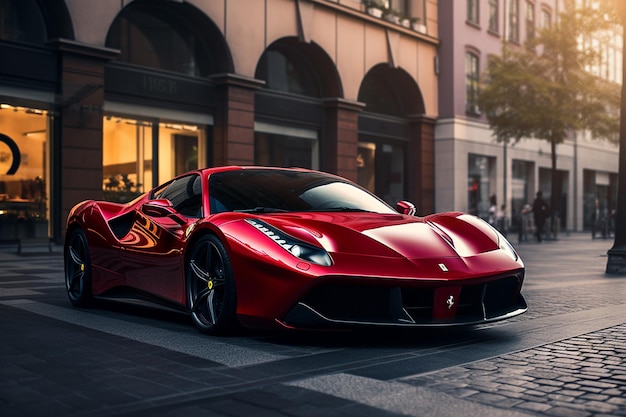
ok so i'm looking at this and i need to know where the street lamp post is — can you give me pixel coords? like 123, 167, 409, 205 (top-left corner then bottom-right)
606, 2, 626, 274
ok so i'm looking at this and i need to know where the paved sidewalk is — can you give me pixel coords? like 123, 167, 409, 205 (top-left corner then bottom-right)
0, 232, 625, 417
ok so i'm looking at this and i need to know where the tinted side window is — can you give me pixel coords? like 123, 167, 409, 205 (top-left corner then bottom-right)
152, 175, 202, 217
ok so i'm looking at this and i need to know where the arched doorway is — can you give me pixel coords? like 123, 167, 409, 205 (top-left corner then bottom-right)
358, 64, 431, 210
254, 37, 343, 172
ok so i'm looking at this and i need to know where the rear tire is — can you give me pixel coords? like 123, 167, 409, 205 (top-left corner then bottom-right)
186, 235, 237, 335
64, 229, 93, 307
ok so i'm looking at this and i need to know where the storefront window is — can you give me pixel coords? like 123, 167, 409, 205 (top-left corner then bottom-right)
0, 104, 50, 240
103, 116, 205, 202
539, 167, 568, 230
511, 159, 533, 232
538, 167, 552, 202
158, 122, 203, 180
583, 169, 617, 231
103, 117, 152, 202
256, 48, 321, 97
357, 141, 405, 206
357, 143, 376, 194
467, 154, 495, 219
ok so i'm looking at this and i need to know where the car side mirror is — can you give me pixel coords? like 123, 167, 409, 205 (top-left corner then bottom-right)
142, 199, 187, 225
396, 200, 416, 216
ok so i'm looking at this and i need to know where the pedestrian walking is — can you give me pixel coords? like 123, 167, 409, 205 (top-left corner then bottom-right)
532, 191, 549, 242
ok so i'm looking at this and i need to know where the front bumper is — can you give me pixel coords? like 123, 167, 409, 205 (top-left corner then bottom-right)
280, 273, 527, 329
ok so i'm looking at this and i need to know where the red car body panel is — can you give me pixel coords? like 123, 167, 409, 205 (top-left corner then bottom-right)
66, 166, 526, 331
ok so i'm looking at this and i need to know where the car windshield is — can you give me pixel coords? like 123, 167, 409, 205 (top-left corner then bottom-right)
209, 169, 396, 214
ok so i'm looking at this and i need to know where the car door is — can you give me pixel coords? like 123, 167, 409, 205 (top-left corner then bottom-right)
118, 174, 203, 304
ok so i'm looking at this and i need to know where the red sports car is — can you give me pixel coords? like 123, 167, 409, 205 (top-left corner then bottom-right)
64, 166, 526, 334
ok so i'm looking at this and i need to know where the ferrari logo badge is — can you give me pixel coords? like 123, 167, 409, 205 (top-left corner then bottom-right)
446, 295, 455, 310
208, 281, 214, 290
438, 263, 448, 272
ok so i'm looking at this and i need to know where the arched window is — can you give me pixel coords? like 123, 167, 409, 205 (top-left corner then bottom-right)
0, 0, 46, 44
256, 42, 322, 97
107, 4, 213, 77
357, 65, 424, 205
359, 68, 405, 116
358, 65, 423, 117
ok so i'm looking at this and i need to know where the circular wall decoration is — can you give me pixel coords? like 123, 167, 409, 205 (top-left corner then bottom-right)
0, 133, 21, 175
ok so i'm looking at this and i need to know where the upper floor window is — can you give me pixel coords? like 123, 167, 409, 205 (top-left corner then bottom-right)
107, 6, 213, 77
465, 52, 480, 115
389, 0, 408, 17
256, 46, 322, 98
541, 8, 551, 28
508, 0, 520, 43
467, 0, 479, 25
488, 0, 499, 33
382, 0, 426, 30
526, 1, 535, 41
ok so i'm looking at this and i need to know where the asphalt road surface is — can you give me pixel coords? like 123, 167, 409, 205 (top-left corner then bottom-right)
1, 232, 625, 417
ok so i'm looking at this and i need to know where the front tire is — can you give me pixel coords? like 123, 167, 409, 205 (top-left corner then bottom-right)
64, 228, 93, 307
187, 235, 237, 335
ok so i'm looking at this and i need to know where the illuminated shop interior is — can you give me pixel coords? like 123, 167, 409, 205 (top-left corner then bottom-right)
102, 116, 205, 202
0, 104, 50, 240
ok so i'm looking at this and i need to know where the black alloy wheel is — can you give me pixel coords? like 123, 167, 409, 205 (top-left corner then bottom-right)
64, 229, 93, 307
187, 234, 237, 335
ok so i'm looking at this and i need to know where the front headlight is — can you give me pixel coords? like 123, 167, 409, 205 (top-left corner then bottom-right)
481, 218, 519, 262
246, 219, 332, 266
497, 233, 519, 261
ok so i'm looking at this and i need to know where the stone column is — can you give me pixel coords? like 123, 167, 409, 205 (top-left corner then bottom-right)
51, 39, 118, 242
210, 74, 264, 166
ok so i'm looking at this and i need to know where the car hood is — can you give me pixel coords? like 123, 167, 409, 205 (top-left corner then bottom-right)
261, 211, 500, 260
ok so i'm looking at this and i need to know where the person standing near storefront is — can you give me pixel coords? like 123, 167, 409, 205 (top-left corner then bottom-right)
532, 191, 550, 243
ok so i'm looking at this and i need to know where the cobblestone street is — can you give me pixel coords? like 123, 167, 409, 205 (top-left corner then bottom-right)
402, 324, 626, 416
